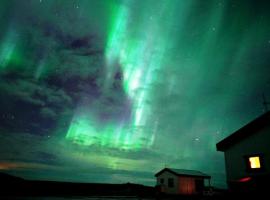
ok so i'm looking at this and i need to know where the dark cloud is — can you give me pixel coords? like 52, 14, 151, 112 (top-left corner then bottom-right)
0, 76, 73, 135
33, 151, 59, 165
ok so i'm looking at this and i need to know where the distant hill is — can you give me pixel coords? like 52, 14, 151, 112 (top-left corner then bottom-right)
0, 172, 155, 197
0, 172, 24, 182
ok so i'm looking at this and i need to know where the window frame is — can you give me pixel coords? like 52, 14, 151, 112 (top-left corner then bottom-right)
168, 178, 174, 188
244, 154, 264, 172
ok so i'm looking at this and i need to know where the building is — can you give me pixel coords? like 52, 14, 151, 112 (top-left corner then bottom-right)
155, 168, 211, 195
216, 111, 270, 193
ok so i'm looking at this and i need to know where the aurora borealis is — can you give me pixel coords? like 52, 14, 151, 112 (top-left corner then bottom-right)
1, 0, 270, 188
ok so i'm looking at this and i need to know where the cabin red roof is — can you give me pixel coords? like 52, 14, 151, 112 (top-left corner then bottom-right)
216, 111, 270, 151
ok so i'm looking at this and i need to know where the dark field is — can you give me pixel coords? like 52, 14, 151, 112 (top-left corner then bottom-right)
1, 172, 268, 200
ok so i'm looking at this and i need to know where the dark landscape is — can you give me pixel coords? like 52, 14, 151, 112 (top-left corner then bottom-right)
2, 172, 270, 199
0, 172, 155, 198
0, 172, 251, 200
0, 173, 221, 199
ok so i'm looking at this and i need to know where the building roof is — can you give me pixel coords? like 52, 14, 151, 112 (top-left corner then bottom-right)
155, 168, 210, 179
216, 111, 270, 151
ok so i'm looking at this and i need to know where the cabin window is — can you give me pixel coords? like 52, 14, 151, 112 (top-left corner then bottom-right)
168, 178, 174, 188
244, 154, 264, 171
160, 178, 164, 184
249, 156, 261, 169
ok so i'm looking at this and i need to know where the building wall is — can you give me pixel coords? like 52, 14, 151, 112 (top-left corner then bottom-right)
224, 125, 270, 184
156, 171, 179, 194
156, 171, 206, 195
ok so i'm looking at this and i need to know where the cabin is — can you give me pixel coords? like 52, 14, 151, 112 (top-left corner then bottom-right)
155, 168, 211, 195
216, 111, 270, 193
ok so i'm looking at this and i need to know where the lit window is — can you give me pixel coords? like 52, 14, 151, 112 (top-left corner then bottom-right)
249, 156, 261, 169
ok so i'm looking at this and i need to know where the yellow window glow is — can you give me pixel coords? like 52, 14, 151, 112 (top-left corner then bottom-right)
249, 156, 261, 169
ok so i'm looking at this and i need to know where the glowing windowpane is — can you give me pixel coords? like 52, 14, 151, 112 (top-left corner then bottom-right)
249, 156, 261, 169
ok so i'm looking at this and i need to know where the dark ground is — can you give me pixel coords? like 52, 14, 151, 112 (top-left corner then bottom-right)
1, 172, 268, 200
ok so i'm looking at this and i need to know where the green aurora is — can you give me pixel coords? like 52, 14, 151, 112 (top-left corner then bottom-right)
1, 0, 270, 188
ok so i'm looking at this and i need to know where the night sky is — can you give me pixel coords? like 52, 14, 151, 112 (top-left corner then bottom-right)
1, 0, 270, 188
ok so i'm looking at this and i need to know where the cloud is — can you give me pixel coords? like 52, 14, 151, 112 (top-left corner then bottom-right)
0, 77, 72, 107
0, 161, 59, 171
0, 130, 157, 184
0, 75, 74, 134
40, 107, 57, 119
0, 131, 51, 161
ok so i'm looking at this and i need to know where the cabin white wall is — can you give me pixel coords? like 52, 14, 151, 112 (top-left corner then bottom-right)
224, 125, 270, 182
156, 171, 179, 194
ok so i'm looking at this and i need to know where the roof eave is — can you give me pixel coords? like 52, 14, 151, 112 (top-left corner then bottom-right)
155, 168, 210, 179
216, 111, 270, 151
